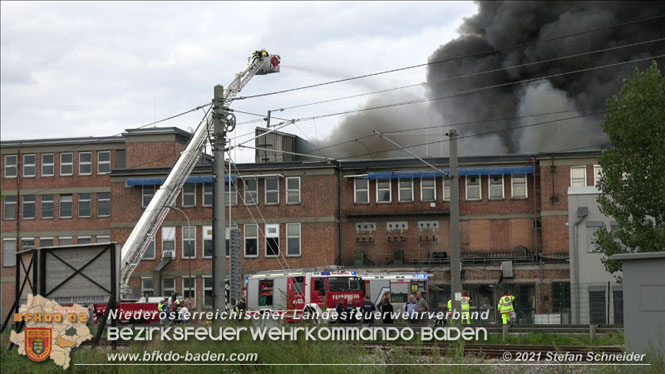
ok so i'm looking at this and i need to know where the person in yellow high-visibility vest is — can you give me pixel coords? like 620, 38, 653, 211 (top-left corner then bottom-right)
461, 294, 471, 324
498, 293, 515, 325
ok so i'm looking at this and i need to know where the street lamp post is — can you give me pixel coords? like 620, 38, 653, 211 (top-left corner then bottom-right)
166, 205, 192, 304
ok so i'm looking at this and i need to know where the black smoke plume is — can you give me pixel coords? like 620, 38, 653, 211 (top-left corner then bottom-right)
321, 1, 665, 158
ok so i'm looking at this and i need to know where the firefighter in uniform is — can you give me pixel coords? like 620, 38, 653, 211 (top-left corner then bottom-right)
233, 298, 246, 320
461, 294, 471, 324
498, 293, 516, 325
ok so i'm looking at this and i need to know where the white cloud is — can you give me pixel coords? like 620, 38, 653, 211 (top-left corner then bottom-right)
1, 1, 477, 162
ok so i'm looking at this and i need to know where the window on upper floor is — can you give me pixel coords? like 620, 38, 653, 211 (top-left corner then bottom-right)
244, 178, 258, 205
244, 224, 258, 258
41, 153, 54, 177
162, 227, 176, 259
286, 177, 301, 204
570, 166, 587, 187
265, 224, 280, 257
79, 152, 92, 175
225, 182, 237, 206
22, 195, 35, 219
489, 175, 505, 200
420, 178, 436, 202
41, 195, 54, 219
265, 177, 279, 205
4, 155, 17, 178
203, 226, 213, 258
142, 238, 155, 260
182, 184, 196, 207
465, 175, 481, 200
287, 223, 301, 257
3, 239, 17, 267
4, 196, 17, 220
398, 178, 413, 202
593, 165, 602, 187
98, 151, 111, 174
511, 174, 528, 199
182, 226, 196, 259
78, 193, 91, 218
59, 194, 73, 218
97, 192, 111, 217
354, 178, 369, 204
142, 185, 156, 208
23, 154, 36, 177
60, 153, 73, 176
443, 178, 451, 201
376, 179, 391, 203
203, 183, 213, 206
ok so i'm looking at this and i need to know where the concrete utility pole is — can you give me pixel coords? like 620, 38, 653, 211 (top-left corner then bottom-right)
449, 129, 463, 319
212, 84, 227, 310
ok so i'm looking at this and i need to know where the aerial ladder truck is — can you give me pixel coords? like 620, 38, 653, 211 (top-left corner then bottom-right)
101, 50, 280, 322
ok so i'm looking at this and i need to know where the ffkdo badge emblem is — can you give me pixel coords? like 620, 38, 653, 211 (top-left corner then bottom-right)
25, 328, 52, 362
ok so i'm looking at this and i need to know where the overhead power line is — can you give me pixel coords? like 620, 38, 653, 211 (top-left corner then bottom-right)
232, 14, 665, 101
270, 37, 665, 112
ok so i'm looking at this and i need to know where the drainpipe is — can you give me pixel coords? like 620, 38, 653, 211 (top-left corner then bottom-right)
572, 206, 588, 324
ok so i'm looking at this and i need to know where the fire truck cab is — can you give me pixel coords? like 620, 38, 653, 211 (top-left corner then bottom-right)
245, 270, 364, 314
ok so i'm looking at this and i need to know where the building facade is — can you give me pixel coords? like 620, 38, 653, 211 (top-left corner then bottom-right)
1, 128, 605, 323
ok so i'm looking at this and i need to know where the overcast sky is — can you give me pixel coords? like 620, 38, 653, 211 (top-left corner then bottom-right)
1, 1, 477, 162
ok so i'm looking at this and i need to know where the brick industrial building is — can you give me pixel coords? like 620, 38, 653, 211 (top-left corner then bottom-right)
1, 127, 604, 322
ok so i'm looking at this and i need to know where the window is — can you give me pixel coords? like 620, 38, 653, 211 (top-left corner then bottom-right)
162, 227, 176, 258
96, 236, 110, 243
4, 196, 17, 219
59, 237, 73, 246
244, 178, 258, 205
4, 155, 17, 178
443, 178, 451, 201
203, 183, 213, 206
466, 175, 481, 200
143, 238, 155, 260
115, 150, 126, 169
40, 238, 54, 247
182, 226, 196, 259
398, 179, 413, 202
142, 185, 156, 208
60, 153, 73, 176
182, 185, 196, 207
286, 177, 301, 204
78, 193, 92, 218
3, 239, 16, 267
203, 276, 213, 307
79, 152, 92, 175
354, 178, 369, 204
22, 195, 35, 219
162, 278, 175, 297
141, 278, 155, 298
77, 236, 91, 244
23, 154, 36, 177
587, 226, 600, 253
265, 224, 280, 257
265, 177, 279, 205
225, 227, 237, 258
570, 166, 587, 187
376, 179, 392, 203
225, 182, 237, 206
41, 195, 54, 219
41, 154, 54, 176
489, 175, 504, 200
593, 165, 602, 186
420, 178, 436, 201
59, 194, 73, 218
244, 224, 258, 258
511, 174, 528, 199
203, 226, 213, 258
182, 277, 196, 305
21, 238, 35, 250
98, 151, 111, 174
286, 223, 301, 257
97, 192, 110, 217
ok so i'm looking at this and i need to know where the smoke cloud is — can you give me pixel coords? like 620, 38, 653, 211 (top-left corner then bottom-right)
320, 1, 665, 158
